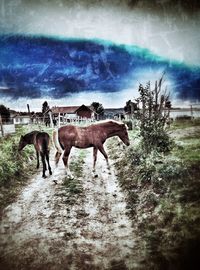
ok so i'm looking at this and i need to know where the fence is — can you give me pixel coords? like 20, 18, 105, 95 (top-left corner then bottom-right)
0, 115, 16, 137
0, 123, 16, 137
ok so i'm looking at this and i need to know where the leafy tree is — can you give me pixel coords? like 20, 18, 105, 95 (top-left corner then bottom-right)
91, 102, 104, 119
124, 100, 138, 115
42, 101, 49, 114
0, 105, 10, 123
135, 75, 172, 154
42, 101, 50, 125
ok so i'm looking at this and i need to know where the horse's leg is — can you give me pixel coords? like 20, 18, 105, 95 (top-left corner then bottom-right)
55, 151, 62, 165
46, 151, 52, 175
41, 152, 47, 178
92, 147, 98, 177
98, 144, 110, 169
62, 147, 73, 178
36, 150, 39, 169
93, 147, 98, 172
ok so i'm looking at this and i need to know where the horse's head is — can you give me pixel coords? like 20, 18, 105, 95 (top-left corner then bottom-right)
118, 124, 130, 146
18, 135, 27, 151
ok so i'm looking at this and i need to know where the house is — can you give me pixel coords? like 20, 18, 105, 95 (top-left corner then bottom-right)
13, 113, 32, 125
124, 100, 139, 120
31, 112, 44, 124
51, 105, 95, 121
104, 108, 125, 120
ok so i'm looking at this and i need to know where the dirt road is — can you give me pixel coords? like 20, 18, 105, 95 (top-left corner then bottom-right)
0, 147, 136, 270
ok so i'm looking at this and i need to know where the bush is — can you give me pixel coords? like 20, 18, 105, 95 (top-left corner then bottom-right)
176, 115, 192, 121
135, 77, 172, 154
0, 129, 36, 187
123, 120, 133, 130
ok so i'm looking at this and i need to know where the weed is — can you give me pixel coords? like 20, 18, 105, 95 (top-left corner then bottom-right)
0, 126, 36, 211
107, 121, 200, 269
61, 150, 86, 204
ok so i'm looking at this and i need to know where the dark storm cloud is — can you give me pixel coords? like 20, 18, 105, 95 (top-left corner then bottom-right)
22, 0, 200, 10
0, 35, 199, 101
22, 0, 200, 14
128, 0, 200, 14
0, 35, 133, 99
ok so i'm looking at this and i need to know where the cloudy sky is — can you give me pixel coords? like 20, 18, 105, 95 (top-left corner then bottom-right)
0, 0, 200, 111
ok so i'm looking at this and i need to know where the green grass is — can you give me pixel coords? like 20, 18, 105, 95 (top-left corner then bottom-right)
0, 126, 37, 213
170, 118, 200, 130
61, 150, 86, 204
107, 120, 200, 269
172, 137, 200, 164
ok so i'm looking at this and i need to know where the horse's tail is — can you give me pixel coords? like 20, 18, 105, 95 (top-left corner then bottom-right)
53, 129, 63, 164
52, 129, 63, 154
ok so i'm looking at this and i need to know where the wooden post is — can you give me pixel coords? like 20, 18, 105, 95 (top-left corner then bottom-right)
48, 111, 54, 128
190, 105, 193, 120
0, 114, 4, 137
58, 113, 60, 127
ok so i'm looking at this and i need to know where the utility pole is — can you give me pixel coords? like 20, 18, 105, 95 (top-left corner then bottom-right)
190, 105, 193, 119
27, 104, 30, 114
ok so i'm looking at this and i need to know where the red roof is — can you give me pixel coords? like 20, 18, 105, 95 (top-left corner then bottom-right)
51, 106, 79, 114
51, 105, 93, 114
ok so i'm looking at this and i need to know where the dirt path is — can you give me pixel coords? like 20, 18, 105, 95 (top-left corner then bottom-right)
0, 147, 135, 270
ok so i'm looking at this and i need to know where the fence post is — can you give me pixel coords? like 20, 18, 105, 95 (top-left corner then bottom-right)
58, 113, 60, 127
48, 111, 54, 128
0, 114, 4, 137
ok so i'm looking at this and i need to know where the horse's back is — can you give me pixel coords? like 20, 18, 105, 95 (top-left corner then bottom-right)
58, 125, 78, 140
35, 132, 50, 152
58, 125, 93, 148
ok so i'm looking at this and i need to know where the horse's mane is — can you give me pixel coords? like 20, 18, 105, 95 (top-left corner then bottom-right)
93, 119, 125, 126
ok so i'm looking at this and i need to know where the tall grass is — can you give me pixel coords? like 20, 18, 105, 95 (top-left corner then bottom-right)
107, 121, 200, 269
0, 126, 36, 210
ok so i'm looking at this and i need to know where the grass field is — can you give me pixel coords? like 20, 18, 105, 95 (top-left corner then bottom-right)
1, 120, 200, 269
0, 125, 52, 213
108, 118, 200, 269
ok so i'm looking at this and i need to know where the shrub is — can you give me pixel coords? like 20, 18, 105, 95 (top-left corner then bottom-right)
0, 128, 36, 187
135, 76, 172, 154
176, 115, 192, 121
123, 120, 133, 130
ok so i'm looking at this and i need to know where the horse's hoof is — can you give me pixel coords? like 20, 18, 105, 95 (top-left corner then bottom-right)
50, 171, 52, 175
67, 174, 74, 179
53, 180, 58, 184
92, 172, 98, 178
42, 175, 47, 178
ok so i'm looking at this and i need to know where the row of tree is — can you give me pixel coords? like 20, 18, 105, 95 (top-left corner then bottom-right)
0, 105, 10, 123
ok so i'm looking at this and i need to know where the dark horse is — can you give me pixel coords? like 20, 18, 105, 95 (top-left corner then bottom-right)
18, 131, 52, 178
53, 120, 130, 176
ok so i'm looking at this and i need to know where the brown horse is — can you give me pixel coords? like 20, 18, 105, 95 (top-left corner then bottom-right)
53, 120, 130, 177
18, 131, 52, 178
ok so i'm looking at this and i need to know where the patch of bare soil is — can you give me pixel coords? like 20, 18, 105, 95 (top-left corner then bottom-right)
0, 148, 136, 270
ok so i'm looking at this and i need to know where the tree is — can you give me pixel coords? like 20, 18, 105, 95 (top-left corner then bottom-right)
124, 100, 138, 115
135, 75, 172, 153
42, 101, 50, 126
91, 102, 104, 119
42, 101, 49, 114
0, 105, 10, 123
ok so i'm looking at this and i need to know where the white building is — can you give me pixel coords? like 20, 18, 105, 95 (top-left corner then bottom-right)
13, 114, 31, 125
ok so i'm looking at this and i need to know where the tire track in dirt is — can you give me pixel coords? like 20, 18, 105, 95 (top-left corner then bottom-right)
0, 147, 135, 270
